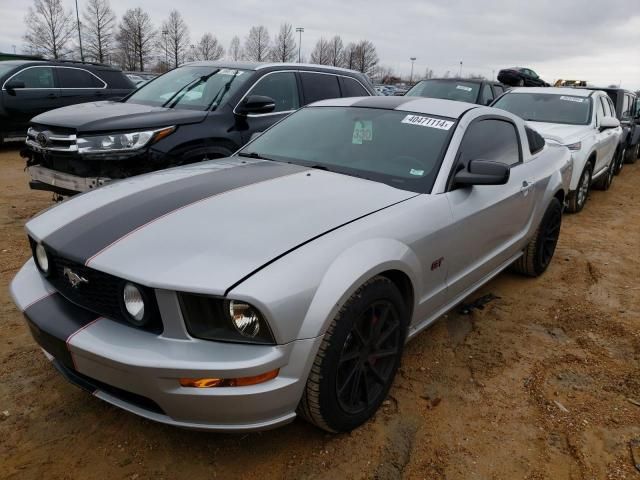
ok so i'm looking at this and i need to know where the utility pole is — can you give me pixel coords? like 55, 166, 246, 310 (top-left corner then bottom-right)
459, 60, 463, 78
162, 29, 168, 71
409, 57, 416, 84
296, 27, 304, 63
75, 0, 84, 61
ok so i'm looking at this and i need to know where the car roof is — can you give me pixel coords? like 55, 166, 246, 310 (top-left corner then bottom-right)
507, 87, 595, 97
309, 96, 479, 119
183, 60, 364, 76
415, 77, 502, 86
583, 86, 636, 95
0, 59, 122, 71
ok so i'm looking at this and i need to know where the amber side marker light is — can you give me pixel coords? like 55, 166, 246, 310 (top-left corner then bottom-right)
179, 369, 279, 388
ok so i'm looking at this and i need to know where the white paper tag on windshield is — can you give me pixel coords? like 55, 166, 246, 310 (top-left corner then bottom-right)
560, 96, 584, 103
402, 115, 454, 130
218, 69, 243, 75
456, 85, 472, 92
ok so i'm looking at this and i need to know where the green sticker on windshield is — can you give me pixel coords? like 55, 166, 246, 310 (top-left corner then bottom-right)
352, 120, 373, 144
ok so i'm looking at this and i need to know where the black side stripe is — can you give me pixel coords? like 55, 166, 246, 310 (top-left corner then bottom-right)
23, 293, 100, 369
44, 161, 307, 265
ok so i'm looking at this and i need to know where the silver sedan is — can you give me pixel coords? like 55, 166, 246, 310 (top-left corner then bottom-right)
11, 96, 572, 432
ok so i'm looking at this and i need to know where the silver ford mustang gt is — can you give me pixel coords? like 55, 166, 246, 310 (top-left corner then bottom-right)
10, 96, 572, 433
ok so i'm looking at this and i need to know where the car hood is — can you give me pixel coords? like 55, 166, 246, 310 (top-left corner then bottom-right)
526, 121, 588, 144
27, 158, 417, 295
30, 101, 208, 133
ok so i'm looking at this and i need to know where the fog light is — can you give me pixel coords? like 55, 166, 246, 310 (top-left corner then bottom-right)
228, 300, 261, 338
34, 243, 49, 274
123, 282, 145, 325
179, 369, 279, 388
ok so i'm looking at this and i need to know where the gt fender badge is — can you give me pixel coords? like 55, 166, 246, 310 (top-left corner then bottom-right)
431, 257, 444, 271
63, 267, 88, 288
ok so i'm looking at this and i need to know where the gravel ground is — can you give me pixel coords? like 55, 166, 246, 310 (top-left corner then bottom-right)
1, 146, 639, 480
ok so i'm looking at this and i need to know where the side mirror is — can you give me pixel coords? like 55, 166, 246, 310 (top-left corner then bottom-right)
237, 95, 276, 115
454, 159, 510, 186
599, 116, 620, 131
5, 80, 25, 94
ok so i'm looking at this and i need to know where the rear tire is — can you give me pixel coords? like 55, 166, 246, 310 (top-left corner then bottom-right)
613, 147, 625, 175
512, 197, 562, 277
566, 163, 592, 213
625, 144, 639, 164
298, 276, 408, 432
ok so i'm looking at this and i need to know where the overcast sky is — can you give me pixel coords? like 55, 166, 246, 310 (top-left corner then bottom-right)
1, 0, 638, 89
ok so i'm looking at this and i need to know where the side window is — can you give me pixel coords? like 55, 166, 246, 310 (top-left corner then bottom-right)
595, 96, 606, 124
57, 68, 104, 88
607, 97, 617, 118
455, 119, 521, 177
300, 72, 340, 104
622, 94, 633, 118
340, 77, 369, 97
479, 84, 494, 105
248, 72, 299, 113
10, 67, 55, 88
600, 97, 612, 117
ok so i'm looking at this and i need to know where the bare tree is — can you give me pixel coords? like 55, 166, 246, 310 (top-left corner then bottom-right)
244, 26, 270, 62
271, 23, 296, 62
310, 37, 330, 65
117, 8, 156, 71
423, 67, 434, 79
352, 40, 378, 76
82, 0, 116, 63
162, 10, 189, 68
24, 0, 75, 59
327, 35, 344, 67
229, 35, 242, 61
191, 33, 224, 61
343, 42, 358, 70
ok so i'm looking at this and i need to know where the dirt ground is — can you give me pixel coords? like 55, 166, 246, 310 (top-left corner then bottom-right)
0, 145, 639, 480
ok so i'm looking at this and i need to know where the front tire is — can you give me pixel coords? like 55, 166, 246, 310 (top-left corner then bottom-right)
298, 276, 408, 432
566, 163, 592, 213
512, 197, 562, 277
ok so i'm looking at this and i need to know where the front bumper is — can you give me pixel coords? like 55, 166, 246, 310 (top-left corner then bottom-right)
10, 260, 322, 431
28, 165, 112, 195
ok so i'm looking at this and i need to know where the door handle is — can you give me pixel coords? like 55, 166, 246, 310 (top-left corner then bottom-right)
520, 180, 533, 195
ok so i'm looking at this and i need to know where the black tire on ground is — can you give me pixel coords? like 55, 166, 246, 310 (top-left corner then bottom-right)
614, 147, 625, 175
298, 276, 408, 433
566, 163, 592, 213
592, 159, 614, 191
512, 197, 562, 277
625, 144, 639, 164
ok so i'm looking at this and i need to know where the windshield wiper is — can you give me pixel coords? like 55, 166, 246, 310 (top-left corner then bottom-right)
206, 70, 241, 111
162, 69, 220, 108
237, 151, 275, 161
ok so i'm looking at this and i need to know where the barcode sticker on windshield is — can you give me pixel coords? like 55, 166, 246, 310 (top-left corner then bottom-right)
560, 96, 584, 103
456, 85, 472, 92
402, 115, 454, 130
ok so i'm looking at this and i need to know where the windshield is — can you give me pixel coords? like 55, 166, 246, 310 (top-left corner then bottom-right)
238, 106, 456, 193
406, 80, 480, 103
126, 66, 250, 110
493, 92, 592, 125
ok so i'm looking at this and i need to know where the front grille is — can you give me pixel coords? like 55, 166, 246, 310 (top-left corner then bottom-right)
27, 126, 78, 152
31, 239, 162, 333
47, 253, 124, 322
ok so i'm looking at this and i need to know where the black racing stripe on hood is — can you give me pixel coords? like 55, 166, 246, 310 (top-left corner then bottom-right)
24, 293, 100, 369
44, 161, 307, 265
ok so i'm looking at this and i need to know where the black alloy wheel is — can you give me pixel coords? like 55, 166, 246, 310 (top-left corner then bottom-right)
336, 300, 402, 415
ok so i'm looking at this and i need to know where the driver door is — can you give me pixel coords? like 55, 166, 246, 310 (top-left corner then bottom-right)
444, 118, 537, 299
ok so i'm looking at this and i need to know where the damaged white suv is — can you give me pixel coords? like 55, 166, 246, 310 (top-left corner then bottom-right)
493, 87, 622, 212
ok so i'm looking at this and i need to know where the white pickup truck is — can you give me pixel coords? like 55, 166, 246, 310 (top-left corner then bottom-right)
492, 87, 622, 212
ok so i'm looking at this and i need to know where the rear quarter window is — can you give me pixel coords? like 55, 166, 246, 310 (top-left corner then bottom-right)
96, 70, 136, 89
340, 76, 370, 97
525, 126, 545, 154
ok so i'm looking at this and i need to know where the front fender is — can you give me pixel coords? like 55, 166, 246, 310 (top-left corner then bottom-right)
297, 238, 421, 340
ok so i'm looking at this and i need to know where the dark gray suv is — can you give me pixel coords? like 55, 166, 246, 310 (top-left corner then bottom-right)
0, 60, 134, 143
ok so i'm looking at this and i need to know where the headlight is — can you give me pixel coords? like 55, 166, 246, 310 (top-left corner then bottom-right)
122, 282, 146, 326
77, 126, 175, 153
34, 243, 49, 275
565, 141, 582, 151
179, 294, 275, 345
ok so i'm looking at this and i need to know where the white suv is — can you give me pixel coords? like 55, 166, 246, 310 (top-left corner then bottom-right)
492, 87, 622, 212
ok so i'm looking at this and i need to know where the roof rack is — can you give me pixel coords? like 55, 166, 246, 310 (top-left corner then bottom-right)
48, 59, 113, 68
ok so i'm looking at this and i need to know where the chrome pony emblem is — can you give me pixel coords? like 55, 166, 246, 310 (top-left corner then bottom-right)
63, 267, 88, 288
